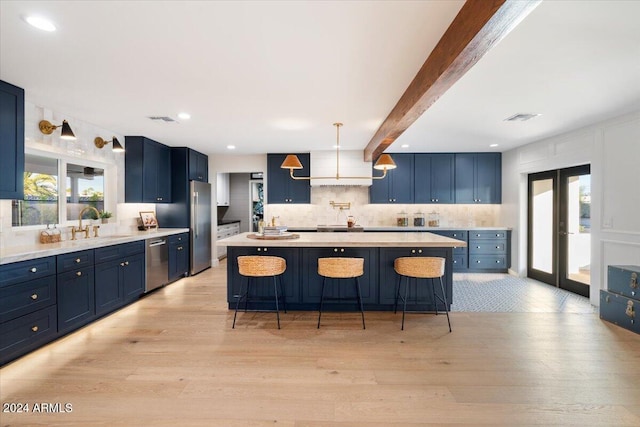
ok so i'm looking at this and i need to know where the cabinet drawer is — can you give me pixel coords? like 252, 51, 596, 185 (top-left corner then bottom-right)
0, 306, 57, 365
469, 255, 507, 269
600, 290, 639, 334
95, 241, 145, 263
168, 233, 189, 245
469, 230, 507, 239
431, 230, 468, 241
452, 255, 467, 270
57, 250, 94, 273
607, 265, 640, 300
0, 257, 56, 287
468, 241, 506, 254
0, 275, 56, 323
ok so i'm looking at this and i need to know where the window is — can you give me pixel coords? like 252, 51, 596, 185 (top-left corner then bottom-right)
12, 153, 110, 228
12, 155, 59, 226
66, 163, 104, 220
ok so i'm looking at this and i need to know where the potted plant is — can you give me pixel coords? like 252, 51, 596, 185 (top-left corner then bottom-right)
99, 211, 112, 224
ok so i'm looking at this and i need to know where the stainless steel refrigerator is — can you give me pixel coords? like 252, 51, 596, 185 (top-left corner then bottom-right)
190, 180, 212, 275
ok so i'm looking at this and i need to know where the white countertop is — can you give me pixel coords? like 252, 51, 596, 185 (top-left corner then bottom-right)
288, 226, 511, 231
0, 228, 189, 265
217, 231, 467, 248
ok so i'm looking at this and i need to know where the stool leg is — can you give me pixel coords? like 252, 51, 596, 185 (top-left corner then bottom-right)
355, 277, 366, 330
244, 277, 252, 312
438, 276, 452, 332
273, 276, 281, 329
431, 278, 439, 316
317, 277, 327, 328
394, 275, 402, 314
402, 276, 409, 331
233, 276, 246, 329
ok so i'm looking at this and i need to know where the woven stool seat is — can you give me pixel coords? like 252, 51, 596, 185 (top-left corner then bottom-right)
394, 257, 445, 278
238, 256, 286, 277
318, 257, 364, 278
233, 256, 287, 329
317, 257, 366, 329
393, 256, 451, 332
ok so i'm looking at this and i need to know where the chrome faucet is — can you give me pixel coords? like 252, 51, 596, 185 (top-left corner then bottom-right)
71, 206, 101, 240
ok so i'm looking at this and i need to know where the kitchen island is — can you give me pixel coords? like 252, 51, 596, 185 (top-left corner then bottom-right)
218, 231, 466, 311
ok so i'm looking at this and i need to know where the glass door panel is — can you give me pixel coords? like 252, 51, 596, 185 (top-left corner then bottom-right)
528, 171, 556, 284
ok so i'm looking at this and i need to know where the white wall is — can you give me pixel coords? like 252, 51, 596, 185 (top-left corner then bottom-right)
500, 110, 640, 306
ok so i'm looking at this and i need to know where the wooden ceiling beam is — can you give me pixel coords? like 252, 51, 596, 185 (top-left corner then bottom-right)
364, 0, 541, 161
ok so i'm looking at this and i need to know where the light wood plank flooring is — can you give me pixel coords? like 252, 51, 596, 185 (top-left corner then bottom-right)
1, 260, 639, 426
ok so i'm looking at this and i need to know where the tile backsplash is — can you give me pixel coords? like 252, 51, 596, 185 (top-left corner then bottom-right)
265, 186, 500, 228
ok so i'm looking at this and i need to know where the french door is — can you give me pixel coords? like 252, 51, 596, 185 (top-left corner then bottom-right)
527, 165, 591, 297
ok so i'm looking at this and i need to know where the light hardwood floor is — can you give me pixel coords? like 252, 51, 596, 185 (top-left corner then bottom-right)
1, 260, 639, 426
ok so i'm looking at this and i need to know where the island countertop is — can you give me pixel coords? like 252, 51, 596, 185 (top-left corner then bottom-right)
217, 231, 466, 248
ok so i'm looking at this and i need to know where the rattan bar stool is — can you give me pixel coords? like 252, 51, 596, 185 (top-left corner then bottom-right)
393, 257, 451, 332
233, 255, 287, 329
317, 257, 366, 329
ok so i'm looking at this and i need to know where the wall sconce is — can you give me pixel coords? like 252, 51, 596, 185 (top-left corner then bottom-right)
39, 120, 76, 140
94, 136, 124, 152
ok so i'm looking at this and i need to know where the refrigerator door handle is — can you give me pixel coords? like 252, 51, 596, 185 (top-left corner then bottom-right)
194, 191, 199, 237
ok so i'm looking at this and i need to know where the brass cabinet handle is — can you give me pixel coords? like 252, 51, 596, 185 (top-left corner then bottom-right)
120, 262, 125, 267
125, 261, 129, 266
411, 249, 416, 254
76, 258, 81, 263
30, 267, 37, 273
32, 326, 39, 332
76, 271, 82, 277
631, 272, 638, 289
418, 249, 422, 253
31, 293, 38, 300
334, 248, 338, 252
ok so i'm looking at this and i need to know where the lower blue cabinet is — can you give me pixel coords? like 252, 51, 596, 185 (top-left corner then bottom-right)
95, 245, 145, 316
0, 306, 57, 366
57, 266, 95, 334
168, 233, 189, 282
301, 247, 378, 307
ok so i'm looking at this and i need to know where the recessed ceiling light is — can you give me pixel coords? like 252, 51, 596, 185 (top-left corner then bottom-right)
490, 143, 499, 148
24, 16, 56, 32
226, 145, 236, 150
401, 144, 409, 148
177, 112, 191, 120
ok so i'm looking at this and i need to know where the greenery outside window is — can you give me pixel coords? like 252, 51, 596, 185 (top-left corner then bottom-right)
67, 164, 104, 221
12, 155, 59, 226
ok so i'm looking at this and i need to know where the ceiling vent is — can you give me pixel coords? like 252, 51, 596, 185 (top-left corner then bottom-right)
504, 113, 541, 122
147, 116, 177, 123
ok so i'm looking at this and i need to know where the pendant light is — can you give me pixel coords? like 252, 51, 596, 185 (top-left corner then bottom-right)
280, 123, 396, 180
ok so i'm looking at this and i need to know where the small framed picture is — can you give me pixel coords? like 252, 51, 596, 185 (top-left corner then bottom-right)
139, 211, 158, 229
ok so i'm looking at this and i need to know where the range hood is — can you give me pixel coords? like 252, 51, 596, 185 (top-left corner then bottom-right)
310, 150, 372, 186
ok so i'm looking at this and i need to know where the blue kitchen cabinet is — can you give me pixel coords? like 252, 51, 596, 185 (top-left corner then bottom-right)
429, 230, 468, 271
0, 256, 57, 365
455, 153, 501, 204
227, 246, 301, 309
168, 233, 189, 282
125, 136, 172, 203
378, 247, 453, 310
301, 247, 378, 307
57, 266, 95, 334
95, 242, 145, 315
0, 79, 25, 200
188, 148, 209, 182
370, 153, 414, 203
267, 153, 310, 204
467, 230, 509, 272
414, 153, 455, 204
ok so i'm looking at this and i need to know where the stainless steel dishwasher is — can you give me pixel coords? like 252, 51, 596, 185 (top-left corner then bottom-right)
145, 237, 168, 292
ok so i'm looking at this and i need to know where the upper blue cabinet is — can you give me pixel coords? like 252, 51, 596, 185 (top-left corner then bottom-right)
267, 153, 310, 204
454, 153, 501, 204
125, 136, 172, 203
188, 148, 208, 182
370, 153, 414, 204
0, 80, 25, 200
414, 153, 455, 204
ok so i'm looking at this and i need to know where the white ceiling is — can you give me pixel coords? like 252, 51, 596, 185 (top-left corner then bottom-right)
1, 1, 639, 157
